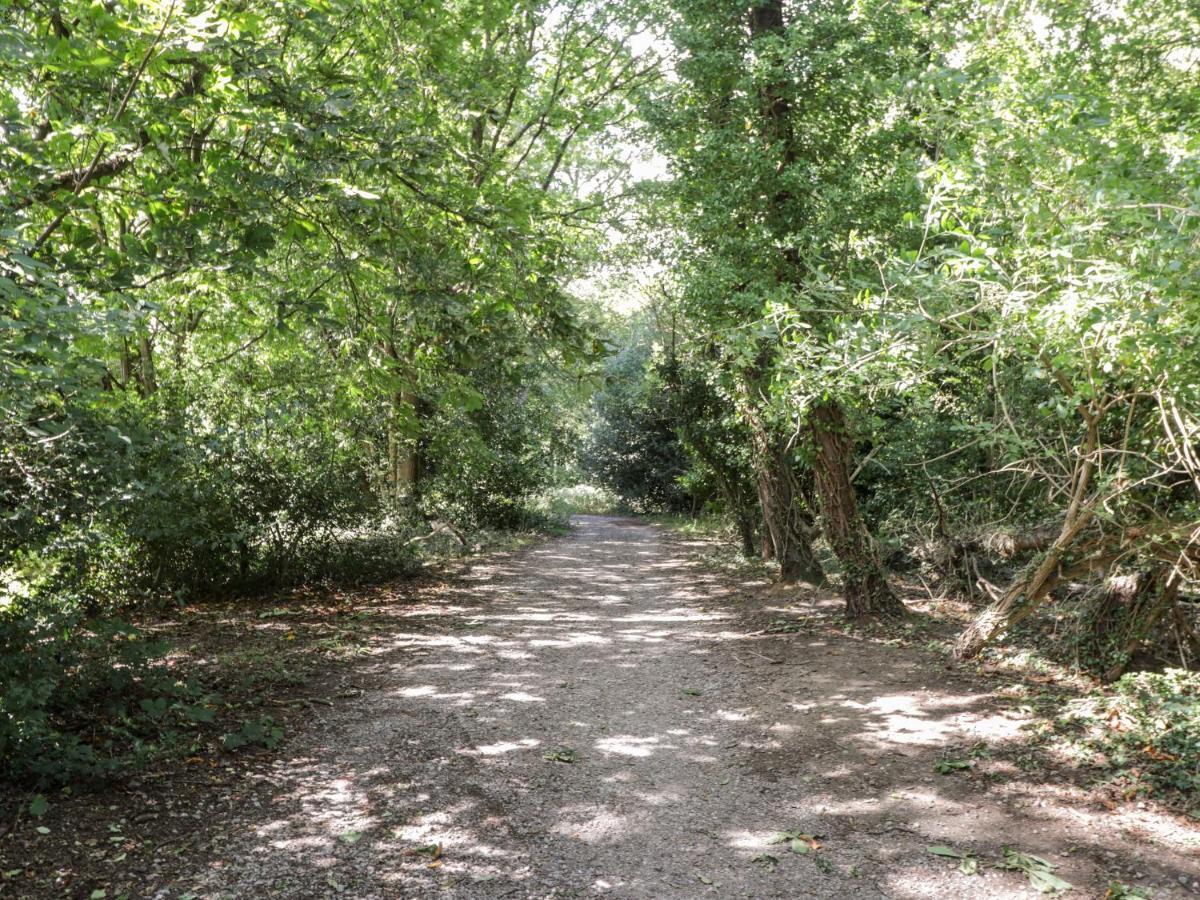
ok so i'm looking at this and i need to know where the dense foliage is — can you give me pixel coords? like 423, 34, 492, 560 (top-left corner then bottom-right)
594, 0, 1198, 673
583, 315, 694, 512
2, 0, 1197, 799
0, 0, 644, 782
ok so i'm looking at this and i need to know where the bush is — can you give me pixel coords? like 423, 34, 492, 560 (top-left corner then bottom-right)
532, 483, 621, 519
1096, 669, 1200, 799
0, 570, 190, 784
1036, 669, 1200, 809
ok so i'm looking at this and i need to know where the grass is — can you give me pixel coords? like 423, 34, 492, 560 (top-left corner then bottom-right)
531, 483, 623, 519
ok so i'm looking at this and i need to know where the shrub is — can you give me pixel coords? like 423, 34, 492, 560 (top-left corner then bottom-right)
1097, 669, 1200, 799
1037, 669, 1200, 809
0, 570, 183, 784
532, 483, 621, 519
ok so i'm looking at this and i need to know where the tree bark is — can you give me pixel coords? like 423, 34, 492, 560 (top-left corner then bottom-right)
735, 509, 757, 557
808, 401, 905, 617
395, 387, 419, 504
137, 336, 157, 396
760, 498, 776, 560
749, 427, 824, 583
733, 360, 823, 582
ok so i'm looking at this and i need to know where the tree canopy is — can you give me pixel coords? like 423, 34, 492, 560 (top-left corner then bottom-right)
1, 0, 1197, 798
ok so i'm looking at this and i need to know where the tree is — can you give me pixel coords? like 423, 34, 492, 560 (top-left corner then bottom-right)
646, 0, 920, 610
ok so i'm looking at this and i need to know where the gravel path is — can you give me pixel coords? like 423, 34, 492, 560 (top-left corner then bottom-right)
163, 516, 1199, 899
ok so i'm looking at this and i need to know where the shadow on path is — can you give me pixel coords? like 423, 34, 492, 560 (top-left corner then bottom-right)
170, 516, 1200, 899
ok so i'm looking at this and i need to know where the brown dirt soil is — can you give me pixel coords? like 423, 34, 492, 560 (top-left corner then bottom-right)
2, 516, 1197, 898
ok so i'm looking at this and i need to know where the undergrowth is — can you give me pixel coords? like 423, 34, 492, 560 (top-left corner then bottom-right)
1039, 669, 1200, 810
0, 514, 553, 788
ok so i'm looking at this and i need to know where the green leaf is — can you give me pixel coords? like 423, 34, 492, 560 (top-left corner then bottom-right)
927, 845, 966, 858
934, 758, 973, 774
28, 795, 48, 818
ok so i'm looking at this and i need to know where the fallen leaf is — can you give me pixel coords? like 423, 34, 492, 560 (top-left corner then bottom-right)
928, 845, 967, 859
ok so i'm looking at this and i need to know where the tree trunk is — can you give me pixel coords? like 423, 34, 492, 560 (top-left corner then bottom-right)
733, 367, 823, 581
137, 335, 157, 396
396, 386, 419, 504
760, 500, 776, 560
388, 387, 420, 508
952, 513, 1094, 659
751, 435, 824, 584
808, 401, 905, 617
735, 510, 756, 557
954, 406, 1101, 658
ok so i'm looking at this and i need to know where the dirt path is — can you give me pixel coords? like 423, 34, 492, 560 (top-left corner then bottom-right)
140, 517, 1198, 897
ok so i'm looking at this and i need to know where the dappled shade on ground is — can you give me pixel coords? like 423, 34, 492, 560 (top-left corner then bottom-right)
122, 518, 1199, 898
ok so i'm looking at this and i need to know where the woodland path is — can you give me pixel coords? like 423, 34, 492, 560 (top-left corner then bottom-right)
161, 516, 1197, 899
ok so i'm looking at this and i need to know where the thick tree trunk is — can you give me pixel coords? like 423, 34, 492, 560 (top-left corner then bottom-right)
751, 436, 824, 584
808, 401, 905, 617
760, 499, 776, 561
387, 387, 420, 507
735, 510, 756, 557
396, 387, 419, 503
732, 361, 823, 581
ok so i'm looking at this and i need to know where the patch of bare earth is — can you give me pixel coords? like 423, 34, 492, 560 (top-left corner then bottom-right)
3, 516, 1198, 898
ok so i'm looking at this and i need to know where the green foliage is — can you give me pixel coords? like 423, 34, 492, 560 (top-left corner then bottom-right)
221, 717, 283, 752
1039, 668, 1200, 807
1097, 670, 1200, 799
998, 848, 1073, 894
0, 579, 208, 783
632, 0, 1199, 651
2, 0, 1197, 795
0, 0, 640, 785
584, 324, 694, 512
532, 484, 622, 519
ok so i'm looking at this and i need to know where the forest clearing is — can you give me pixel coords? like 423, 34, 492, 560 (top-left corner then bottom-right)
2, 0, 1199, 897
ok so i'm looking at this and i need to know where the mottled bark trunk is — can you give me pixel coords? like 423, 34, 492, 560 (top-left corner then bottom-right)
735, 511, 756, 557
751, 436, 824, 584
808, 401, 904, 617
396, 387, 419, 503
387, 387, 420, 508
954, 540, 1072, 659
759, 497, 776, 561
